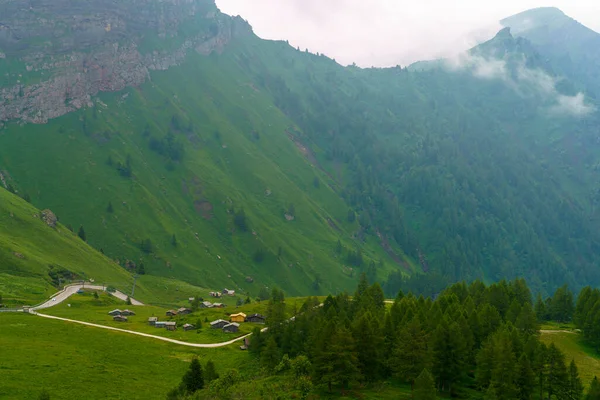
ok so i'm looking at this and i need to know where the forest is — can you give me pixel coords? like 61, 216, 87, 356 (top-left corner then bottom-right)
171, 276, 600, 399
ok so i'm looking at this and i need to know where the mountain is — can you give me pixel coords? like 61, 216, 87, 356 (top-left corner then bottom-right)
0, 0, 399, 298
1, 2, 600, 298
0, 187, 139, 304
501, 7, 600, 97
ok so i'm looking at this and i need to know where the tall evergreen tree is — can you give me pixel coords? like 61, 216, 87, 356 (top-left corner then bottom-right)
261, 336, 280, 371
352, 312, 383, 382
585, 376, 600, 400
567, 359, 584, 400
390, 318, 430, 391
535, 293, 547, 321
414, 369, 437, 400
313, 326, 361, 392
432, 319, 466, 394
180, 357, 204, 393
204, 360, 219, 383
77, 225, 86, 242
516, 354, 535, 400
546, 343, 569, 399
488, 329, 518, 400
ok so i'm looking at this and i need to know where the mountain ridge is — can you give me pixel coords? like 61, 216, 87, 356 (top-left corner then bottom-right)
1, 2, 600, 298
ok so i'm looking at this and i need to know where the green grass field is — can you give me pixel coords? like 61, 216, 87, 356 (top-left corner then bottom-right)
541, 328, 600, 388
42, 290, 286, 343
0, 313, 256, 400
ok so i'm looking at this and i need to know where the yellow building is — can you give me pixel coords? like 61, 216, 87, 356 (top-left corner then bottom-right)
230, 312, 247, 323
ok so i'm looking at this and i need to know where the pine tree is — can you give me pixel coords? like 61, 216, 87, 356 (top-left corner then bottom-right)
261, 336, 280, 371
414, 369, 437, 400
488, 330, 517, 400
249, 327, 264, 355
180, 357, 204, 393
205, 360, 219, 383
535, 293, 547, 321
516, 302, 539, 336
77, 226, 86, 242
585, 376, 600, 400
567, 359, 584, 400
432, 319, 466, 394
313, 326, 361, 392
352, 312, 383, 382
515, 354, 534, 400
390, 318, 430, 391
546, 343, 569, 399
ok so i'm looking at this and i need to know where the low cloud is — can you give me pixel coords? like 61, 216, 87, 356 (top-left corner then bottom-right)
446, 53, 595, 117
551, 93, 596, 116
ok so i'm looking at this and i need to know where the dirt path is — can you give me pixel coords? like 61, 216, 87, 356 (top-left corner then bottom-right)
540, 329, 576, 334
31, 311, 250, 348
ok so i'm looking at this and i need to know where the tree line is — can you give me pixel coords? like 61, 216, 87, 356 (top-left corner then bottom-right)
245, 276, 598, 399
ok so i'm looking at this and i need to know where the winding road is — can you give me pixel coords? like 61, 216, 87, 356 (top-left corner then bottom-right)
32, 284, 143, 311
25, 283, 250, 348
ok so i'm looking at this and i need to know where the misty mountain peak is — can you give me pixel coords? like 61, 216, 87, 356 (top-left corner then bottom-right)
501, 7, 570, 34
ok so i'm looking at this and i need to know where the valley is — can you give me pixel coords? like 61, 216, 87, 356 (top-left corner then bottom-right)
2, 0, 600, 399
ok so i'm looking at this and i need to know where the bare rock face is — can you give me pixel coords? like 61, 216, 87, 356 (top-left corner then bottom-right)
41, 209, 57, 228
0, 0, 253, 126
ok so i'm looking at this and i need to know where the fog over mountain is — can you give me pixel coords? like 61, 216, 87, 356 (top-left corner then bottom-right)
216, 0, 600, 67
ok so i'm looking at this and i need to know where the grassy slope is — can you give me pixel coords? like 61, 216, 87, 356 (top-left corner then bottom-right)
42, 290, 304, 344
0, 188, 142, 304
0, 51, 398, 299
541, 326, 600, 387
0, 313, 252, 400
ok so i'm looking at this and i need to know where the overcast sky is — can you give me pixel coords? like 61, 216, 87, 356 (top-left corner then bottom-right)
215, 0, 600, 67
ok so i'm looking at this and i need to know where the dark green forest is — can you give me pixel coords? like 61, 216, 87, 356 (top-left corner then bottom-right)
224, 21, 600, 295
177, 277, 600, 399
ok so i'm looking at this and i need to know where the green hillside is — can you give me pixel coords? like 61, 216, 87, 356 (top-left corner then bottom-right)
0, 52, 400, 298
1, 2, 600, 299
0, 187, 139, 304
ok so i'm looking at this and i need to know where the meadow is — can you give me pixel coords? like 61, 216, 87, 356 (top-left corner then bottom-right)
0, 313, 255, 400
541, 324, 600, 388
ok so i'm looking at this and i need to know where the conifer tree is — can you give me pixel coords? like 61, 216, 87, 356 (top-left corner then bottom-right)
535, 293, 547, 321
567, 359, 584, 400
390, 318, 430, 391
261, 336, 280, 371
180, 357, 204, 393
313, 326, 361, 392
432, 319, 466, 394
204, 360, 219, 383
585, 376, 600, 400
78, 225, 86, 242
546, 343, 569, 399
515, 354, 534, 400
489, 330, 517, 400
352, 312, 383, 382
414, 369, 437, 400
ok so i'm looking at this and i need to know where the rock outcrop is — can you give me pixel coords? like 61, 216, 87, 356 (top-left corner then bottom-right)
0, 0, 252, 125
40, 209, 57, 228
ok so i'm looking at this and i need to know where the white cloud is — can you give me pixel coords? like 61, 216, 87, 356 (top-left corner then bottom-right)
447, 53, 595, 116
216, 0, 600, 67
552, 93, 595, 116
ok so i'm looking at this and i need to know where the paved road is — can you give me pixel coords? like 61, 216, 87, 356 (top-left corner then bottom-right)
31, 311, 251, 348
32, 284, 143, 311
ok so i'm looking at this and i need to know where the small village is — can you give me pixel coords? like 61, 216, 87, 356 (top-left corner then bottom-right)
106, 288, 266, 336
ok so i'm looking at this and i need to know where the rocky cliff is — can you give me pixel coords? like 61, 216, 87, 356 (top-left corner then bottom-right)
0, 0, 250, 125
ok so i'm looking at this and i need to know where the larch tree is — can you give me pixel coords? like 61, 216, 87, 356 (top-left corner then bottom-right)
414, 369, 437, 400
